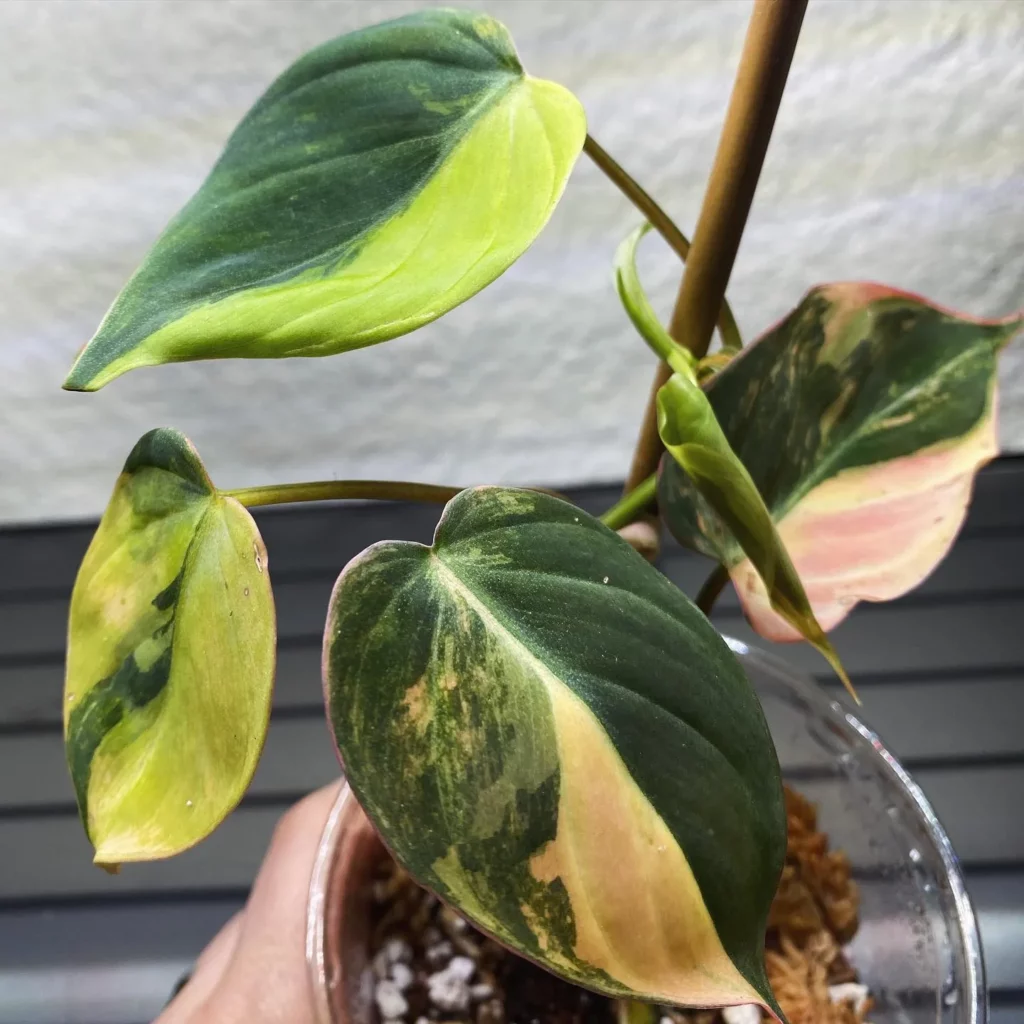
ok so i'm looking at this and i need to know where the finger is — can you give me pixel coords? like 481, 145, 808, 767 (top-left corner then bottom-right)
157, 910, 245, 1022
209, 782, 343, 1023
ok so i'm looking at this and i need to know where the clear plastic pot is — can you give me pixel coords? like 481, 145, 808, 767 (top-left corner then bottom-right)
306, 638, 985, 1024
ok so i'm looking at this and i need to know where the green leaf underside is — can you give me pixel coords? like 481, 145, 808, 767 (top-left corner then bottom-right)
64, 429, 276, 864
325, 487, 786, 1013
658, 285, 1022, 637
64, 10, 586, 390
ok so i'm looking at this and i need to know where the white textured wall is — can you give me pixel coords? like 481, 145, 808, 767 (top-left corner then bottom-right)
2, 0, 1022, 524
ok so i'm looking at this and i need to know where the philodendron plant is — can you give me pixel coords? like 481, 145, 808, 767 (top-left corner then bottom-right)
61, 8, 1021, 1022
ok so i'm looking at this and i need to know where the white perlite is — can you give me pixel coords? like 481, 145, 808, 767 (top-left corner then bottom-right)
424, 939, 453, 969
426, 955, 476, 1013
373, 979, 408, 1021
722, 1005, 762, 1024
390, 961, 414, 992
383, 937, 413, 964
830, 982, 871, 1014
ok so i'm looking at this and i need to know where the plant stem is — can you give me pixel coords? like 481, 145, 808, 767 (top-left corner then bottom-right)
223, 480, 463, 508
696, 563, 731, 616
615, 999, 659, 1024
622, 0, 808, 495
584, 134, 742, 352
600, 473, 657, 531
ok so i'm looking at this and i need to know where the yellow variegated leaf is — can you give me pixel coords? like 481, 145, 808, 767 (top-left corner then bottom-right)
65, 429, 276, 865
64, 10, 585, 391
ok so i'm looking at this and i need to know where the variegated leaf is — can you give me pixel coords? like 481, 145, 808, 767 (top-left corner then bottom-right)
64, 10, 585, 391
65, 429, 276, 865
614, 223, 851, 695
656, 375, 853, 698
324, 487, 786, 1017
659, 285, 1023, 639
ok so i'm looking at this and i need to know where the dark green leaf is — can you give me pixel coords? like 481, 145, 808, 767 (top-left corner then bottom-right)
324, 487, 786, 1017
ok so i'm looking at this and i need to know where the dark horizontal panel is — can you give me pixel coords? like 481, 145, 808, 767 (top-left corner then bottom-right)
960, 456, 1024, 534
2, 457, 1022, 603
798, 764, 1024, 869
969, 872, 1024, 1000
0, 487, 621, 601
0, 898, 239, 969
716, 598, 1024, 677
0, 718, 342, 811
0, 960, 193, 1024
663, 533, 1024, 613
0, 898, 239, 1024
0, 662, 64, 729
6, 676, 1024, 813
4, 530, 1024, 668
0, 803, 285, 902
3, 764, 1021, 902
818, 673, 1024, 762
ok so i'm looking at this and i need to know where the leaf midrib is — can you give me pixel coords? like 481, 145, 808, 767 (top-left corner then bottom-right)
429, 550, 750, 798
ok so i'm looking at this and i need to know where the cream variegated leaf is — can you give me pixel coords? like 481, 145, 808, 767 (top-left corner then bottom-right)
324, 487, 787, 1018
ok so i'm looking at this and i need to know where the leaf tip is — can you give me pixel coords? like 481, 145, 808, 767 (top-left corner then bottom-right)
62, 328, 139, 391
62, 358, 100, 392
820, 640, 860, 705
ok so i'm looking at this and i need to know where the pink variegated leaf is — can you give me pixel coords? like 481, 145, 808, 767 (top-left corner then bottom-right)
659, 284, 1023, 640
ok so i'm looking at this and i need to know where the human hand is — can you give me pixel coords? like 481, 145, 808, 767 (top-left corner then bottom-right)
157, 783, 340, 1024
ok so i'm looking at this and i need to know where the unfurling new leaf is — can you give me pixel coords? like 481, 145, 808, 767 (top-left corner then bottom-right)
614, 223, 854, 698
324, 487, 787, 1018
656, 375, 854, 700
64, 9, 586, 391
64, 429, 276, 866
659, 285, 1024, 641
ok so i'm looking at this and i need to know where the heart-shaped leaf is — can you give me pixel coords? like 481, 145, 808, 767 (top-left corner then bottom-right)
324, 487, 786, 1017
64, 10, 586, 391
65, 429, 276, 865
659, 284, 1023, 640
615, 224, 852, 697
